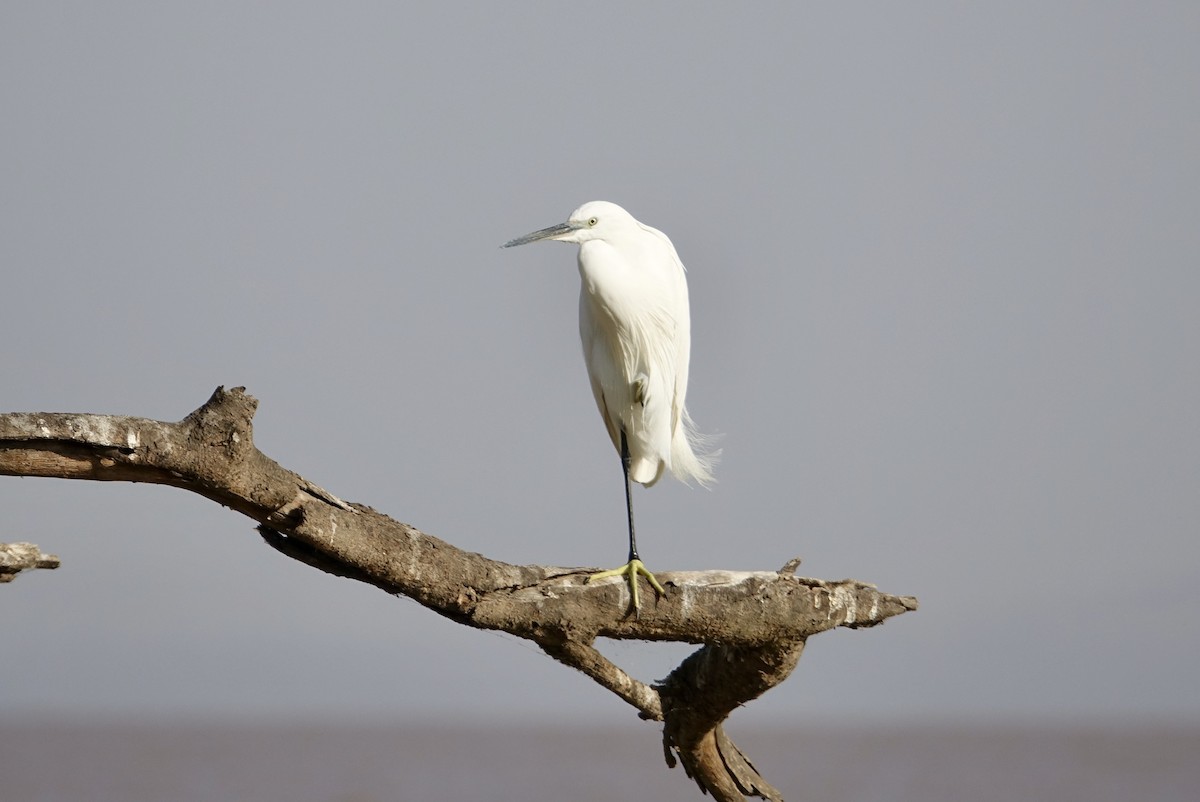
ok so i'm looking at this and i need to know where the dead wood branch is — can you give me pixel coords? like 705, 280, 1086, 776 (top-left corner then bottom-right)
0, 541, 61, 582
0, 386, 916, 800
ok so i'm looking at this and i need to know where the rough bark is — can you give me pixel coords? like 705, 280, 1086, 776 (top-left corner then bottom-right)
0, 386, 917, 801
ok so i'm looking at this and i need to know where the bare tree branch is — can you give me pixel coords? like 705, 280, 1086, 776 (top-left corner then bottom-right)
0, 541, 61, 582
0, 386, 917, 800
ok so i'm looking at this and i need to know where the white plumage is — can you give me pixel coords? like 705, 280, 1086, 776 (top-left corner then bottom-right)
504, 200, 716, 611
572, 201, 715, 488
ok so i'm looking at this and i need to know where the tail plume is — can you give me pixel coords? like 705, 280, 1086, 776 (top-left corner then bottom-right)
670, 408, 720, 486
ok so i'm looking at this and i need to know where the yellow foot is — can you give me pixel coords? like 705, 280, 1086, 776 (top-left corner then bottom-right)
587, 558, 666, 612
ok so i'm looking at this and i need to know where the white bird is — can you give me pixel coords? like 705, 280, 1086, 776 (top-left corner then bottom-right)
504, 200, 716, 612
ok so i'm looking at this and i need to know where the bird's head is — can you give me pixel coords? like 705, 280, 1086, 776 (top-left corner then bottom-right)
503, 200, 636, 248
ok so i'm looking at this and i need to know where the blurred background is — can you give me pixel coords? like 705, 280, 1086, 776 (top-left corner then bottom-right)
2, 3, 1197, 800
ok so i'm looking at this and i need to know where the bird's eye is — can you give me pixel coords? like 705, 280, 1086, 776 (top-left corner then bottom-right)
588, 217, 598, 227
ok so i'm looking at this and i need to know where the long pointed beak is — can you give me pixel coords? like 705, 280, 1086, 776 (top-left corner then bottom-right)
502, 221, 573, 248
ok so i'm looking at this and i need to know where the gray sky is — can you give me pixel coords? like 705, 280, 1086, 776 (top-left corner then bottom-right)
3, 3, 1197, 729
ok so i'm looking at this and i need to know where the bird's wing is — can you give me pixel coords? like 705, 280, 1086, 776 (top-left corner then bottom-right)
637, 223, 691, 437
638, 221, 715, 485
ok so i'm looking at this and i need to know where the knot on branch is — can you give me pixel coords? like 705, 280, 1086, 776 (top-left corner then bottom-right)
182, 386, 258, 457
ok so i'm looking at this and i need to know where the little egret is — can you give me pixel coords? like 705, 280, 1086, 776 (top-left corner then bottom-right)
503, 201, 716, 612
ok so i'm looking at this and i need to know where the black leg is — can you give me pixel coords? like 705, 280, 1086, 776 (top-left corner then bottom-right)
620, 428, 639, 563
584, 428, 663, 612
